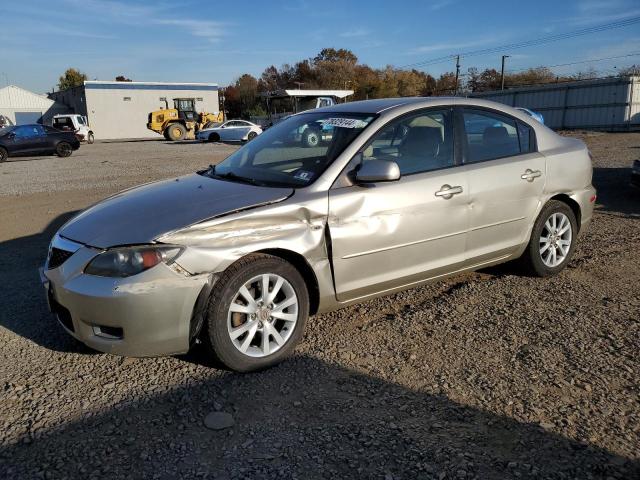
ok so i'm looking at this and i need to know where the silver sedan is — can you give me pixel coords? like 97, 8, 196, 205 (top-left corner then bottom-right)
41, 97, 596, 372
196, 120, 262, 143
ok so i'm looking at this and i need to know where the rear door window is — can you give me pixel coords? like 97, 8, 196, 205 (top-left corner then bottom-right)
462, 109, 529, 162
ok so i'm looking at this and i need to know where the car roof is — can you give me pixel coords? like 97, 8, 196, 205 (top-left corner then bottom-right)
315, 97, 458, 114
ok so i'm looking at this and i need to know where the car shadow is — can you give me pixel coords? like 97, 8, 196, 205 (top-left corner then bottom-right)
592, 166, 640, 217
1, 355, 637, 479
0, 211, 96, 354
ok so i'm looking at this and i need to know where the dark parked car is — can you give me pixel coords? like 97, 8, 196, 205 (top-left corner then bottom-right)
0, 124, 80, 162
632, 160, 640, 189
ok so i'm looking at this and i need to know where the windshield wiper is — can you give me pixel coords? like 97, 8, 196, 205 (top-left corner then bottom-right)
204, 165, 264, 186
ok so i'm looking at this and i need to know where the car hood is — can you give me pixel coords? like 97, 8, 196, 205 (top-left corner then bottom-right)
59, 174, 293, 248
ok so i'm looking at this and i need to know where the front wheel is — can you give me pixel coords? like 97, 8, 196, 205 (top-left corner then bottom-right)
55, 142, 73, 157
203, 254, 309, 372
0, 147, 7, 162
520, 200, 578, 277
247, 131, 258, 141
87, 132, 94, 144
166, 123, 186, 141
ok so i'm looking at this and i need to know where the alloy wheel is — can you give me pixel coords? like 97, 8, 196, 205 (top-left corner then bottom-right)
539, 212, 572, 267
227, 273, 298, 358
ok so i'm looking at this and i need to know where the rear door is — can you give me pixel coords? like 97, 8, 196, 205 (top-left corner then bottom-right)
459, 107, 546, 263
328, 107, 469, 302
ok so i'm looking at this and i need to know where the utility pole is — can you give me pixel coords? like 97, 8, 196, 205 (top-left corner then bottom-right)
454, 55, 460, 96
501, 55, 510, 91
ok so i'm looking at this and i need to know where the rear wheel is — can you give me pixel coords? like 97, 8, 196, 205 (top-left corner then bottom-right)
0, 147, 7, 162
55, 142, 73, 158
203, 254, 309, 372
87, 132, 94, 144
520, 200, 577, 277
166, 123, 186, 141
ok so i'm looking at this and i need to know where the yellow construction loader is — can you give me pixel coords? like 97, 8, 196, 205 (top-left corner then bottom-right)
147, 98, 223, 141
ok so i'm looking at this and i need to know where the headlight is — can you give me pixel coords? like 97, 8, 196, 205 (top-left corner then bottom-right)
84, 245, 183, 278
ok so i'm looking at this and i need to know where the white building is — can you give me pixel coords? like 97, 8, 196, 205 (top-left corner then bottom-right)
50, 81, 220, 140
0, 85, 70, 125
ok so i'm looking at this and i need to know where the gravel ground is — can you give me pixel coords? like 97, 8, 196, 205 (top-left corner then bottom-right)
0, 134, 639, 479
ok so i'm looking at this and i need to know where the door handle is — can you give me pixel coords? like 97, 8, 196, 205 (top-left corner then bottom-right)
521, 169, 542, 182
435, 184, 463, 199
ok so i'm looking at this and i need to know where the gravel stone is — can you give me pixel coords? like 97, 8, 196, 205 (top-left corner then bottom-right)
204, 412, 235, 431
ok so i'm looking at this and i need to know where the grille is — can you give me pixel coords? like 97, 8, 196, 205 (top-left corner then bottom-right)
48, 247, 74, 270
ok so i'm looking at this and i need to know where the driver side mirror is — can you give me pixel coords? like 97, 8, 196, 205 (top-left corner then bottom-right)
7, 132, 15, 140
355, 158, 401, 183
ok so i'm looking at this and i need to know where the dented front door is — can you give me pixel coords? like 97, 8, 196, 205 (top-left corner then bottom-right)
328, 168, 469, 302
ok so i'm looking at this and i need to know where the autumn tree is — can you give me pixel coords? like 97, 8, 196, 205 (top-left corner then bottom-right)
58, 68, 88, 91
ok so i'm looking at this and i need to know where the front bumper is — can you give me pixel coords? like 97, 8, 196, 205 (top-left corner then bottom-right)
41, 245, 210, 357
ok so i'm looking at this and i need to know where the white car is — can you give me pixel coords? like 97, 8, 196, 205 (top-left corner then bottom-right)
52, 114, 95, 144
196, 120, 262, 143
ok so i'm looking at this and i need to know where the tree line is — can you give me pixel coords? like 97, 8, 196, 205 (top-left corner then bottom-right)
222, 48, 637, 119
57, 48, 638, 119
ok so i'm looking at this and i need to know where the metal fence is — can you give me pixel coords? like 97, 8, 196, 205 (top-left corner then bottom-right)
469, 75, 640, 131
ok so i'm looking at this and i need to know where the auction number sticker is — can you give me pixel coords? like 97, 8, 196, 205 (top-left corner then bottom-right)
321, 118, 368, 129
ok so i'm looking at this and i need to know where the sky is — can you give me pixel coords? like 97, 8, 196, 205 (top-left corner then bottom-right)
1, 0, 639, 94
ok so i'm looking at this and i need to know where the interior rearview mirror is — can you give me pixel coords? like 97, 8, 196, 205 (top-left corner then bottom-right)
355, 159, 401, 183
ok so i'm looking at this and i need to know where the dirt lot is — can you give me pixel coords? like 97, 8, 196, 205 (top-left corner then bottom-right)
1, 134, 639, 479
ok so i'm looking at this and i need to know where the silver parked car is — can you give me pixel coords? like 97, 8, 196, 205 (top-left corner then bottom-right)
41, 97, 596, 372
196, 120, 262, 143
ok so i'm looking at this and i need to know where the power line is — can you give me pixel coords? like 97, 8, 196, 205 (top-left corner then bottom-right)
401, 16, 640, 70
506, 52, 640, 73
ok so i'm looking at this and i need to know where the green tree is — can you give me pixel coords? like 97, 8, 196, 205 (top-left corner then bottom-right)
237, 73, 259, 110
58, 68, 88, 90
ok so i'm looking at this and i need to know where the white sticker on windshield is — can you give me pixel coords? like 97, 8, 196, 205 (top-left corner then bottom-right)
294, 170, 314, 181
321, 118, 368, 129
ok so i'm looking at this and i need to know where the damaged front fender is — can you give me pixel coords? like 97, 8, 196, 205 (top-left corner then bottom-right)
157, 191, 338, 313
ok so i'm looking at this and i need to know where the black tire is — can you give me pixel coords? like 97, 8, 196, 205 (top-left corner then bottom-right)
203, 253, 309, 372
166, 123, 186, 141
208, 132, 220, 143
55, 142, 73, 158
302, 128, 320, 148
247, 131, 258, 141
0, 147, 7, 163
520, 200, 578, 277
87, 132, 94, 144
163, 129, 170, 140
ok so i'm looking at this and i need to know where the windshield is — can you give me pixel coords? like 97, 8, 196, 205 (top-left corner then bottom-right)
202, 112, 375, 187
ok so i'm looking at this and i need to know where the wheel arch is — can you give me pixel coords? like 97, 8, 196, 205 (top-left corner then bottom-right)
549, 193, 582, 232
255, 248, 320, 316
